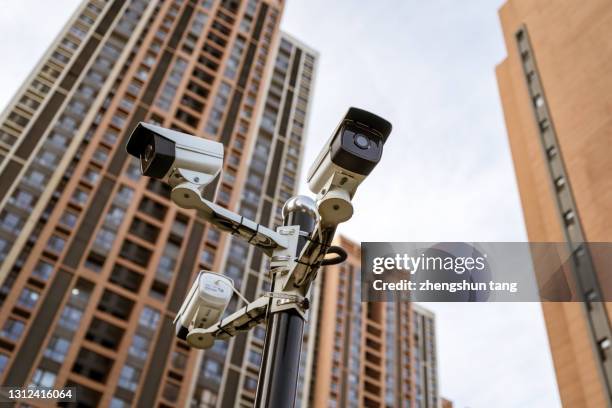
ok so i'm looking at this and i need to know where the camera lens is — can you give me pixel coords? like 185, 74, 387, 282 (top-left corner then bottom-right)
354, 133, 370, 149
143, 143, 154, 163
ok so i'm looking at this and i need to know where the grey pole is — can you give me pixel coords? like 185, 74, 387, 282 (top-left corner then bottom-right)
255, 196, 318, 408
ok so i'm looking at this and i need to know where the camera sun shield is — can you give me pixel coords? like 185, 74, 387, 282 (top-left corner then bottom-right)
126, 122, 224, 192
330, 124, 383, 176
126, 123, 175, 178
142, 132, 175, 178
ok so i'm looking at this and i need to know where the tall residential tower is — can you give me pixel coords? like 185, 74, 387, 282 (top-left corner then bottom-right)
496, 0, 612, 406
305, 236, 439, 408
0, 1, 318, 407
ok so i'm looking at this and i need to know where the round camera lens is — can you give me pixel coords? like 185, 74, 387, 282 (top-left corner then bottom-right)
144, 144, 154, 162
354, 134, 370, 149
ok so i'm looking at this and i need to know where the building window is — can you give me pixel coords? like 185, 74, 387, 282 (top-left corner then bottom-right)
253, 326, 265, 341
203, 358, 221, 381
225, 264, 242, 282
207, 228, 220, 243
58, 306, 83, 331
138, 306, 160, 330
0, 354, 8, 375
211, 338, 228, 355
282, 174, 294, 188
39, 151, 58, 167
9, 189, 34, 209
127, 80, 142, 97
72, 188, 89, 205
116, 186, 134, 205
126, 158, 141, 181
156, 242, 179, 282
200, 249, 214, 266
78, 12, 94, 25
46, 235, 66, 253
60, 115, 77, 131
201, 389, 217, 406
128, 334, 150, 360
103, 128, 119, 145
171, 351, 187, 372
110, 397, 130, 408
93, 146, 109, 163
68, 100, 85, 115
0, 211, 22, 233
94, 228, 116, 252
16, 287, 40, 309
32, 261, 53, 281
83, 169, 100, 184
26, 170, 47, 186
136, 68, 148, 82
229, 242, 247, 259
31, 368, 56, 388
217, 188, 230, 204
86, 70, 103, 85
245, 376, 257, 392
44, 336, 71, 362
248, 349, 262, 366
1, 319, 26, 342
118, 364, 140, 391
106, 206, 126, 228
78, 84, 95, 99
60, 210, 78, 228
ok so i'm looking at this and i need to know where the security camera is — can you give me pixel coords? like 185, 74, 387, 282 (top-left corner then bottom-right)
173, 271, 234, 342
307, 107, 392, 225
126, 122, 224, 200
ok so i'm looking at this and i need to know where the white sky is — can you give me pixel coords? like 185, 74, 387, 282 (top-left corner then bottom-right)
282, 1, 560, 407
0, 1, 560, 407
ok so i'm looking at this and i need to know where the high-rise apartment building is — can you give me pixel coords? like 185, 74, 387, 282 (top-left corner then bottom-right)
305, 236, 439, 408
410, 304, 439, 408
496, 0, 612, 406
0, 0, 318, 407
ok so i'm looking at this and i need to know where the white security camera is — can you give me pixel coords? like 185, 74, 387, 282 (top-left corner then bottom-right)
307, 107, 392, 225
173, 271, 234, 342
126, 122, 224, 200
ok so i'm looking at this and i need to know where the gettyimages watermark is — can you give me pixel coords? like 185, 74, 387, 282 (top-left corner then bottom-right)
360, 242, 612, 302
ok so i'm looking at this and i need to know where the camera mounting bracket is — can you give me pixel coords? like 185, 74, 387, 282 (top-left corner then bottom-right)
171, 182, 289, 256
182, 219, 337, 349
184, 226, 301, 349
186, 294, 270, 349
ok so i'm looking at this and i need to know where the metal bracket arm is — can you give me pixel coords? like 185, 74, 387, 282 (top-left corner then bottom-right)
186, 295, 270, 349
171, 182, 288, 255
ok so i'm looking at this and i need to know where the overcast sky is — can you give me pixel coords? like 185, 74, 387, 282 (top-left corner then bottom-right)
283, 1, 560, 407
0, 1, 560, 406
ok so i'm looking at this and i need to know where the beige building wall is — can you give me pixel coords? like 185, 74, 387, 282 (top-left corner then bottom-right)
307, 236, 439, 408
496, 0, 612, 406
0, 1, 297, 407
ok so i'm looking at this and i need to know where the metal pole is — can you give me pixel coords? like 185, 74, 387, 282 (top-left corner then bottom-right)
255, 196, 318, 408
